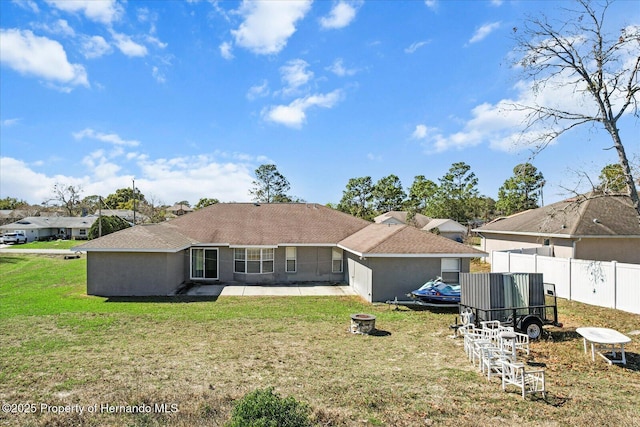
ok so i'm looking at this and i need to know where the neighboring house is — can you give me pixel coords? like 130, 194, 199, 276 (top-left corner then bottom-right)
0, 216, 97, 242
166, 204, 193, 217
77, 203, 485, 302
474, 193, 640, 264
374, 211, 467, 242
93, 209, 148, 224
374, 211, 431, 228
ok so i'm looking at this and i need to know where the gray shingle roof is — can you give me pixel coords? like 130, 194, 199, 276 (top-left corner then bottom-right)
76, 223, 198, 251
339, 223, 485, 257
476, 193, 640, 237
0, 216, 96, 230
76, 203, 486, 256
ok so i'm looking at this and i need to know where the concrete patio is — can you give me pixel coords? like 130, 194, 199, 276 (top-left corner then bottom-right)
183, 283, 357, 297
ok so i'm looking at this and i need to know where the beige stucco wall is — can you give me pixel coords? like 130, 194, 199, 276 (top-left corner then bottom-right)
87, 251, 186, 296
481, 233, 640, 263
574, 238, 640, 264
481, 233, 575, 258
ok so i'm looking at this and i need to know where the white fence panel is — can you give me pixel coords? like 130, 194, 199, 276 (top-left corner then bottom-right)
536, 256, 571, 299
570, 259, 616, 309
491, 251, 510, 272
615, 263, 640, 314
490, 250, 639, 314
509, 253, 536, 273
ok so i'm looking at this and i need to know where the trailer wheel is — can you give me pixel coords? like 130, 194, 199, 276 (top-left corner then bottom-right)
522, 317, 543, 340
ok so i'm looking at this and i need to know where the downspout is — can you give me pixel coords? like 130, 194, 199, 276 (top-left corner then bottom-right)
572, 238, 581, 259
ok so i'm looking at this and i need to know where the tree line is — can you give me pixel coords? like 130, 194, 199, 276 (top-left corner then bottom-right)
1, 161, 631, 230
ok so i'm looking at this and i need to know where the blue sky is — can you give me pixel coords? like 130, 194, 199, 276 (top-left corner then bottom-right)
1, 0, 638, 208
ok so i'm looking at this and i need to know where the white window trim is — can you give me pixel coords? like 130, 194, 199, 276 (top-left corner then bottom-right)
234, 247, 275, 274
285, 247, 297, 273
190, 248, 219, 280
332, 247, 343, 273
441, 257, 461, 283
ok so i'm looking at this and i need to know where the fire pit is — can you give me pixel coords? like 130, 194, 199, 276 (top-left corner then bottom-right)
350, 313, 376, 334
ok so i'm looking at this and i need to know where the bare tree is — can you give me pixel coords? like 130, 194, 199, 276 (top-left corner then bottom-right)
49, 183, 83, 216
511, 0, 640, 218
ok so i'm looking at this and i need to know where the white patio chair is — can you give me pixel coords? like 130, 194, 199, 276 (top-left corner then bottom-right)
471, 339, 493, 369
480, 320, 501, 330
500, 359, 546, 399
499, 331, 530, 356
480, 345, 511, 381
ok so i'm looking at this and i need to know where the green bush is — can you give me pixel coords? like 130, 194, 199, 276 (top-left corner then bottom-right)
226, 387, 312, 427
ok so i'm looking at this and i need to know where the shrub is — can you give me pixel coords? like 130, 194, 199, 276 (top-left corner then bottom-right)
226, 387, 312, 427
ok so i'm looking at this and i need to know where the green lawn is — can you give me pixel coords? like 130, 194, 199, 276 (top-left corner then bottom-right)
1, 240, 80, 250
1, 254, 639, 427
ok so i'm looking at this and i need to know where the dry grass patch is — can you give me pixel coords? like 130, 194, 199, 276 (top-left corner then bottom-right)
1, 255, 639, 426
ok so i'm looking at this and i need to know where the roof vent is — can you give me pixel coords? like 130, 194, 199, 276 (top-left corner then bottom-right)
593, 218, 600, 224
253, 203, 260, 207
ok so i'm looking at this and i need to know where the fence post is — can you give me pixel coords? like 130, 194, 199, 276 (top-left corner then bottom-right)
568, 258, 572, 301
612, 261, 617, 310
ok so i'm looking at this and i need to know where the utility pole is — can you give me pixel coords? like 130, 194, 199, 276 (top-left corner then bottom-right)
132, 178, 137, 225
98, 196, 102, 238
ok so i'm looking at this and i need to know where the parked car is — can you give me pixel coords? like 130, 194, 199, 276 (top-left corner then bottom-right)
1, 232, 27, 244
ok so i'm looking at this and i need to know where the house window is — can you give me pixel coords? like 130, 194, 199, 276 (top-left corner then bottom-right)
332, 248, 343, 273
234, 248, 275, 274
234, 249, 246, 273
191, 248, 218, 279
441, 258, 460, 284
79, 229, 86, 236
286, 247, 297, 273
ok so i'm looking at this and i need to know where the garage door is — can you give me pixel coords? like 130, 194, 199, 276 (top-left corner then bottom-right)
348, 258, 372, 302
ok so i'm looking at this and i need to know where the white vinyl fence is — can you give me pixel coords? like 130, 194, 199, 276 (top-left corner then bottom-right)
491, 251, 640, 314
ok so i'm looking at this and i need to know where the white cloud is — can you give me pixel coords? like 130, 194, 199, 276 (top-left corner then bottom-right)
0, 29, 89, 88
247, 80, 270, 100
262, 90, 343, 128
327, 58, 357, 76
0, 157, 60, 204
145, 35, 167, 49
1, 118, 21, 127
491, 0, 503, 6
73, 128, 141, 147
319, 1, 359, 30
411, 62, 622, 154
219, 41, 234, 60
152, 66, 166, 84
231, 0, 312, 55
45, 0, 123, 25
411, 124, 428, 139
12, 0, 39, 13
469, 22, 501, 44
110, 31, 148, 57
280, 59, 313, 95
0, 152, 257, 206
405, 40, 430, 54
35, 19, 76, 37
425, 0, 437, 11
81, 35, 112, 59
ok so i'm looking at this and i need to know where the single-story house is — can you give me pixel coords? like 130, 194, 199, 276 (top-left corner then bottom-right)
93, 209, 148, 224
374, 211, 467, 241
0, 216, 97, 242
77, 203, 485, 302
474, 193, 640, 264
166, 204, 194, 217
